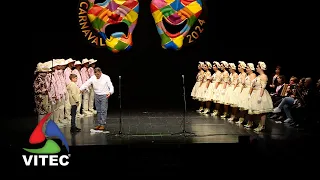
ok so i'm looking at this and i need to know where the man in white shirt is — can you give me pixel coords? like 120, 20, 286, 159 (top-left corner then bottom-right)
80, 67, 114, 131
88, 59, 97, 114
80, 58, 92, 116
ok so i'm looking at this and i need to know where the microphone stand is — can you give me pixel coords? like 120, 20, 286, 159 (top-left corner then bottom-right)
172, 75, 196, 137
108, 75, 127, 136
118, 75, 123, 135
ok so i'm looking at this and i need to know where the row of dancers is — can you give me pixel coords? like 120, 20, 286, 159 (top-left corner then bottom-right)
33, 58, 98, 127
191, 61, 273, 132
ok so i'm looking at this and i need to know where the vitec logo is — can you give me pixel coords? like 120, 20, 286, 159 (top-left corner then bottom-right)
22, 113, 70, 166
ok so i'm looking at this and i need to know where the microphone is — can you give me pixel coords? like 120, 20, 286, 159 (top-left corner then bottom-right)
182, 74, 185, 83
118, 75, 123, 135
182, 75, 185, 85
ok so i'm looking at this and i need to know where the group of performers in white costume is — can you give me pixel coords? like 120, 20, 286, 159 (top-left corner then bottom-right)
191, 61, 273, 132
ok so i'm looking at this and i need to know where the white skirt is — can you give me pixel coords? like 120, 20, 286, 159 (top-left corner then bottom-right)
212, 83, 222, 103
229, 86, 242, 107
194, 83, 208, 102
248, 89, 273, 114
223, 85, 236, 105
191, 82, 201, 99
237, 87, 250, 110
216, 84, 228, 104
203, 82, 216, 101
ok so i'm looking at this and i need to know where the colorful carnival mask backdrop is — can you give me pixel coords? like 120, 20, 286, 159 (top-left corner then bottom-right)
78, 0, 207, 53
150, 0, 206, 50
78, 0, 139, 53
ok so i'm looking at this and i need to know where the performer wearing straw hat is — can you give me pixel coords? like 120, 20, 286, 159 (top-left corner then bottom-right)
43, 61, 56, 122
54, 59, 69, 125
57, 59, 69, 122
43, 60, 66, 127
88, 59, 98, 115
80, 58, 93, 116
56, 59, 69, 122
34, 62, 52, 122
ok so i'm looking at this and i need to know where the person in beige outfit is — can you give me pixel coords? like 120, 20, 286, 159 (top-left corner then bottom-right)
67, 74, 82, 133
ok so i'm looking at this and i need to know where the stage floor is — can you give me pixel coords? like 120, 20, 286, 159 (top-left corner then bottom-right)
9, 109, 318, 146
7, 109, 320, 174
64, 110, 249, 145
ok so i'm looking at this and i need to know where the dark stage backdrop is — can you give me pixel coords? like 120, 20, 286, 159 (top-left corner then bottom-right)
17, 0, 312, 119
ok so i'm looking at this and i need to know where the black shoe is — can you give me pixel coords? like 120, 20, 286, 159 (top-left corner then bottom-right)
70, 127, 81, 133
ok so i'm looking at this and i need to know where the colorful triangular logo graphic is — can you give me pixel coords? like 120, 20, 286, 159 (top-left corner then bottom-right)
23, 113, 69, 154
